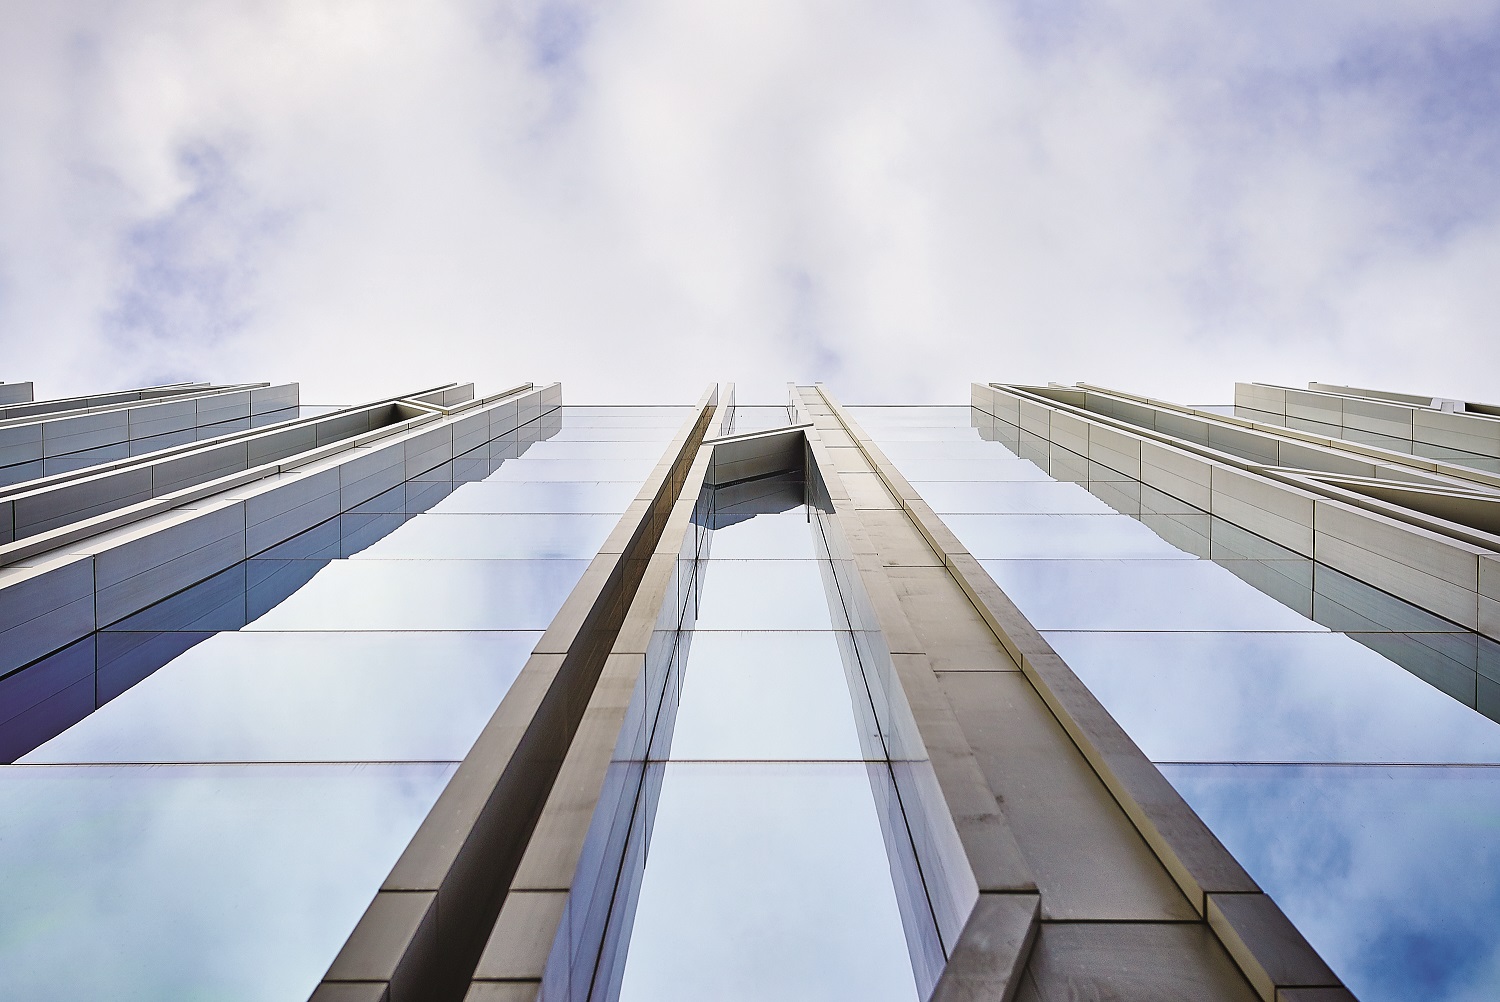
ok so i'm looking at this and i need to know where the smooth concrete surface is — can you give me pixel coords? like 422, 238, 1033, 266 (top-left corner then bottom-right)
930, 893, 1040, 1002
1014, 923, 1259, 1002
825, 388, 1342, 1001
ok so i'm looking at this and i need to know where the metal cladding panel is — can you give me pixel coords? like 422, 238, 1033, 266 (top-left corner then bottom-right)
247, 424, 319, 466
153, 442, 252, 495
1087, 423, 1143, 480
1140, 441, 1212, 512
1415, 409, 1500, 457
0, 383, 34, 405
0, 556, 95, 675
13, 468, 155, 538
250, 383, 300, 414
487, 399, 520, 435
127, 398, 198, 440
1341, 396, 1415, 441
338, 446, 408, 509
42, 410, 128, 456
1284, 388, 1343, 425
92, 502, 248, 626
242, 469, 343, 555
195, 389, 254, 426
0, 424, 43, 468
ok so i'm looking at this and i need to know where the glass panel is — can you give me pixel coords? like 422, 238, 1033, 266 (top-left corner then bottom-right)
351, 513, 618, 559
245, 559, 590, 631
705, 510, 815, 559
0, 762, 454, 1001
879, 441, 1018, 460
1161, 763, 1500, 1002
556, 407, 691, 426
901, 459, 1050, 482
857, 426, 987, 442
917, 480, 1115, 514
617, 762, 919, 1002
980, 559, 1327, 632
545, 426, 684, 441
847, 407, 970, 427
1046, 632, 1500, 764
429, 480, 642, 514
487, 459, 658, 482
22, 632, 539, 764
691, 560, 846, 631
945, 514, 1195, 559
668, 633, 869, 761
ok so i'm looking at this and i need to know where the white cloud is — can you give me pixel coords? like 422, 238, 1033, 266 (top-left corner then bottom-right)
1, 0, 1498, 406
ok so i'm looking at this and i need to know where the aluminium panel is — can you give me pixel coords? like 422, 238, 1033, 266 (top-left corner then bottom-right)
1139, 441, 1212, 512
1210, 467, 1314, 556
90, 501, 248, 626
0, 555, 95, 676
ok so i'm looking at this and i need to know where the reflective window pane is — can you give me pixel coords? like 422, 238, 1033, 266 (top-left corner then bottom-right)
900, 459, 1050, 482
847, 407, 970, 427
668, 632, 869, 761
946, 514, 1195, 560
707, 510, 816, 559
618, 762, 918, 1002
0, 762, 454, 1001
246, 559, 590, 631
980, 559, 1326, 631
23, 633, 539, 764
351, 513, 618, 559
429, 480, 641, 514
1161, 763, 1500, 1002
692, 560, 841, 631
1047, 632, 1500, 763
917, 480, 1115, 514
487, 459, 658, 482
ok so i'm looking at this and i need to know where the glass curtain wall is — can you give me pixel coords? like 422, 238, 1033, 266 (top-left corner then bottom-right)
0, 406, 686, 1001
546, 468, 954, 1002
853, 405, 1500, 1002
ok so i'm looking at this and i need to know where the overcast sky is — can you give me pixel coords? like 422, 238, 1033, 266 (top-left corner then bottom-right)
1, 1, 1498, 405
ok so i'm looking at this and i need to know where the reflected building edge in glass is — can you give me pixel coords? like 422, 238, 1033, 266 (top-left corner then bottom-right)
1, 377, 1497, 1001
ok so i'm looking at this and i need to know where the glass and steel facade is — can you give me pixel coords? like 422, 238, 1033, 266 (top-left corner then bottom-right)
1, 377, 1498, 1001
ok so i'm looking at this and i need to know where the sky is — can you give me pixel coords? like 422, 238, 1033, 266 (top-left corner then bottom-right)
1, 1, 1499, 406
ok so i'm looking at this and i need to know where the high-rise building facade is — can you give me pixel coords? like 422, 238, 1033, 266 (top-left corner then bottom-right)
2, 377, 1498, 1002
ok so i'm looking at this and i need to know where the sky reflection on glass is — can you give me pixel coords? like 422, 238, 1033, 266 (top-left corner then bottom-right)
614, 497, 924, 1000
0, 403, 668, 1002
917, 480, 1115, 514
430, 480, 642, 514
981, 559, 1325, 632
22, 632, 538, 764
1047, 632, 1500, 764
947, 513, 1194, 559
245, 559, 590, 630
618, 763, 918, 1002
350, 513, 618, 559
0, 762, 453, 1002
668, 632, 868, 761
1163, 764, 1500, 1002
691, 560, 845, 631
